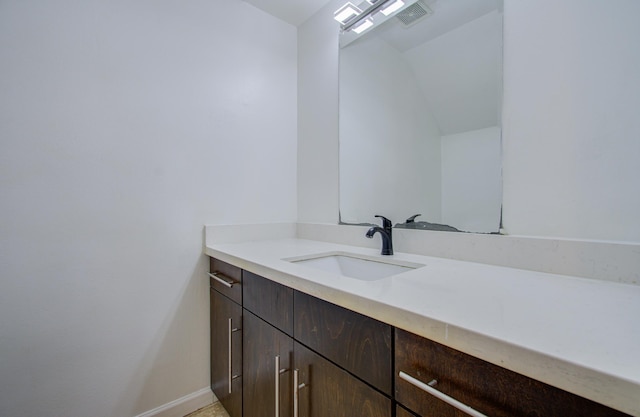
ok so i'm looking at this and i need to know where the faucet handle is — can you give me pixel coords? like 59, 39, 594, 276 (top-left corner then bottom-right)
406, 214, 422, 223
375, 215, 392, 229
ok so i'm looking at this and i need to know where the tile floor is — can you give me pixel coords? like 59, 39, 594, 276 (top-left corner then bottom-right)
184, 401, 230, 417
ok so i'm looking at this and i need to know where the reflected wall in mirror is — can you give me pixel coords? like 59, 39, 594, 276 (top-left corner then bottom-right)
339, 0, 503, 233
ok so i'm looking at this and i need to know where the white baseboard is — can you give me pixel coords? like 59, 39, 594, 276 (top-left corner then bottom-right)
135, 387, 214, 417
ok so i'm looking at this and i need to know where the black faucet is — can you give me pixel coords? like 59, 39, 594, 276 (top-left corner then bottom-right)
405, 214, 421, 224
366, 215, 393, 255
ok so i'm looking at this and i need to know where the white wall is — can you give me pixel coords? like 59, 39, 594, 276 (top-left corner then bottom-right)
404, 10, 502, 135
0, 1, 297, 417
339, 35, 441, 224
502, 0, 640, 242
297, 0, 342, 224
299, 0, 640, 244
441, 127, 502, 232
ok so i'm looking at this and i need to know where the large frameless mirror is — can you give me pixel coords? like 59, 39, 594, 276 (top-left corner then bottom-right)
338, 0, 503, 233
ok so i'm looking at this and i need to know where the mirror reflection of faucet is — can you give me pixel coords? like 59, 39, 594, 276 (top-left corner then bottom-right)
395, 214, 461, 232
405, 214, 421, 223
338, 2, 504, 235
366, 215, 394, 255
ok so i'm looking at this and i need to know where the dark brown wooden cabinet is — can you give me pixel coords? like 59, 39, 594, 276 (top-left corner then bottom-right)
293, 340, 392, 417
240, 269, 389, 417
210, 288, 242, 417
210, 258, 242, 304
243, 270, 293, 336
395, 328, 630, 417
293, 290, 392, 395
396, 405, 419, 417
243, 310, 293, 417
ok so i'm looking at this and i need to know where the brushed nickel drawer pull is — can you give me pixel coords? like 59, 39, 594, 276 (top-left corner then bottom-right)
293, 369, 306, 417
227, 319, 241, 394
274, 356, 290, 417
209, 272, 234, 288
228, 318, 233, 393
399, 371, 488, 417
275, 355, 279, 417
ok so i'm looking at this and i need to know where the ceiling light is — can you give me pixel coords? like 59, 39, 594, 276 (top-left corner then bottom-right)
352, 18, 374, 34
334, 2, 361, 24
380, 0, 404, 16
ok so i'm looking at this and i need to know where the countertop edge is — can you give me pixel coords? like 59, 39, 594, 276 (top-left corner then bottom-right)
204, 245, 640, 416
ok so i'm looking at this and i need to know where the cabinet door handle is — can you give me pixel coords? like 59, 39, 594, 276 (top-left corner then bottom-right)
399, 371, 488, 417
275, 355, 280, 417
274, 355, 289, 417
293, 369, 306, 417
228, 318, 233, 394
209, 272, 234, 288
227, 318, 241, 394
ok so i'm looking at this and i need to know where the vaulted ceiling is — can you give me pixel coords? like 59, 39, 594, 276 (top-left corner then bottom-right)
243, 0, 334, 26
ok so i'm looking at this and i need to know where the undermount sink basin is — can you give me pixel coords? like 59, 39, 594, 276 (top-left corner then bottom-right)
286, 252, 424, 281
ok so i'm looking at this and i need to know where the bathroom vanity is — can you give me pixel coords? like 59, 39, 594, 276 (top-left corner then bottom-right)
211, 257, 392, 417
206, 237, 639, 417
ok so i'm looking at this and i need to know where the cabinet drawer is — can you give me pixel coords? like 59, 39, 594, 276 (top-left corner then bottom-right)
294, 291, 392, 395
243, 271, 293, 336
395, 328, 630, 417
209, 258, 242, 304
294, 340, 392, 417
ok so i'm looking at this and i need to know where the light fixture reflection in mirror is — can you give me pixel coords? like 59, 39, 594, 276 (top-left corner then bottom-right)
335, 0, 415, 42
334, 2, 361, 24
338, 0, 503, 234
380, 0, 405, 16
352, 18, 374, 34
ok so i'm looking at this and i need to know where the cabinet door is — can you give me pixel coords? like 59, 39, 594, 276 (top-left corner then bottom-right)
293, 341, 392, 417
294, 291, 392, 395
211, 289, 242, 417
243, 310, 293, 417
243, 271, 293, 336
395, 328, 630, 417
396, 405, 419, 417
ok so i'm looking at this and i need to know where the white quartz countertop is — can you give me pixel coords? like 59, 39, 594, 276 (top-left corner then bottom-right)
205, 238, 640, 415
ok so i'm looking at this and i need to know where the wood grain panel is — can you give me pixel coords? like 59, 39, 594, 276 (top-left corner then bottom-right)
210, 288, 242, 417
294, 290, 392, 395
243, 271, 294, 336
396, 405, 419, 417
243, 310, 293, 417
294, 341, 392, 417
395, 328, 630, 417
210, 258, 242, 304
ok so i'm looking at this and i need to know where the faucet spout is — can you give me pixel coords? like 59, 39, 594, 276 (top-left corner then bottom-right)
365, 226, 381, 238
366, 215, 394, 255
